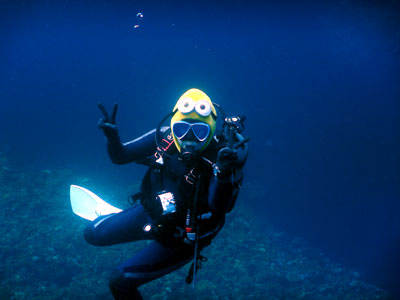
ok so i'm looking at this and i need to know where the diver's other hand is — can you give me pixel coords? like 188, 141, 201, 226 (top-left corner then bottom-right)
97, 103, 119, 138
216, 147, 238, 175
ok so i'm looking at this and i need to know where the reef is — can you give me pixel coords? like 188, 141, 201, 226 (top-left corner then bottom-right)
0, 155, 390, 300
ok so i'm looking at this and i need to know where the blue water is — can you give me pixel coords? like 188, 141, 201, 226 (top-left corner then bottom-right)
1, 0, 399, 298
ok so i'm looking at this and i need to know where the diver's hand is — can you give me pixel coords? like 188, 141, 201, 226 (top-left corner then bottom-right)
97, 103, 119, 139
215, 147, 238, 175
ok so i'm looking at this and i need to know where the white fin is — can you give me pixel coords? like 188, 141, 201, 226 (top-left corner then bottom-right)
70, 185, 122, 221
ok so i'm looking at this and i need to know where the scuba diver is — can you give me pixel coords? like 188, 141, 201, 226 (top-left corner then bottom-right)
83, 88, 248, 299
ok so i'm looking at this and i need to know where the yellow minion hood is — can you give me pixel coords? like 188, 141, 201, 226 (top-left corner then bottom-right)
171, 88, 217, 152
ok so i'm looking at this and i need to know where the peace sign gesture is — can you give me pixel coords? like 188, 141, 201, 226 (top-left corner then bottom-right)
98, 103, 118, 125
97, 103, 119, 138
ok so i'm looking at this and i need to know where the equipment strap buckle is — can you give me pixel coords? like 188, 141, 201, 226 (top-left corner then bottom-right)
184, 168, 198, 185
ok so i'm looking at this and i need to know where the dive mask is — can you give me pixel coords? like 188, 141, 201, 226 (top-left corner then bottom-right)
172, 121, 210, 142
170, 88, 217, 153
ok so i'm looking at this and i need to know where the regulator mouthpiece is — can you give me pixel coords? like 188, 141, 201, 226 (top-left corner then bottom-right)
181, 142, 200, 164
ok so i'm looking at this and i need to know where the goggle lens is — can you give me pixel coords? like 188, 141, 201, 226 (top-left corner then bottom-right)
192, 123, 210, 141
172, 122, 191, 139
172, 121, 210, 142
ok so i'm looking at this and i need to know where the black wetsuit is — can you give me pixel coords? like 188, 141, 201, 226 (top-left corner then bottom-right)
84, 127, 247, 300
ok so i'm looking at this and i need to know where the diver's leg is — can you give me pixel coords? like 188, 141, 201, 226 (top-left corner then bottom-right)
84, 204, 154, 246
109, 241, 194, 300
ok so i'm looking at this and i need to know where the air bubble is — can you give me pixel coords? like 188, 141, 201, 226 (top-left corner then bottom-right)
134, 12, 144, 29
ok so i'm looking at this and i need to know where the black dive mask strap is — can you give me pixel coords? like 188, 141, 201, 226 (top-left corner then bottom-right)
212, 102, 227, 120
155, 110, 176, 150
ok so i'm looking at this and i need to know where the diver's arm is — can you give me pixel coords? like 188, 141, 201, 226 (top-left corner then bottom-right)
105, 128, 159, 165
97, 103, 161, 165
208, 142, 248, 214
208, 174, 234, 216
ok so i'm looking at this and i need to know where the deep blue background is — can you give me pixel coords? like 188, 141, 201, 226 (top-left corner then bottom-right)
1, 0, 399, 297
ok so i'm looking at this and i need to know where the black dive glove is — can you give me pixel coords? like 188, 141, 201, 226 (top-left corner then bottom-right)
97, 103, 119, 140
214, 147, 238, 178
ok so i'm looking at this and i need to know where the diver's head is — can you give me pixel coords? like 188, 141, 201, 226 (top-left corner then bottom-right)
171, 88, 217, 162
